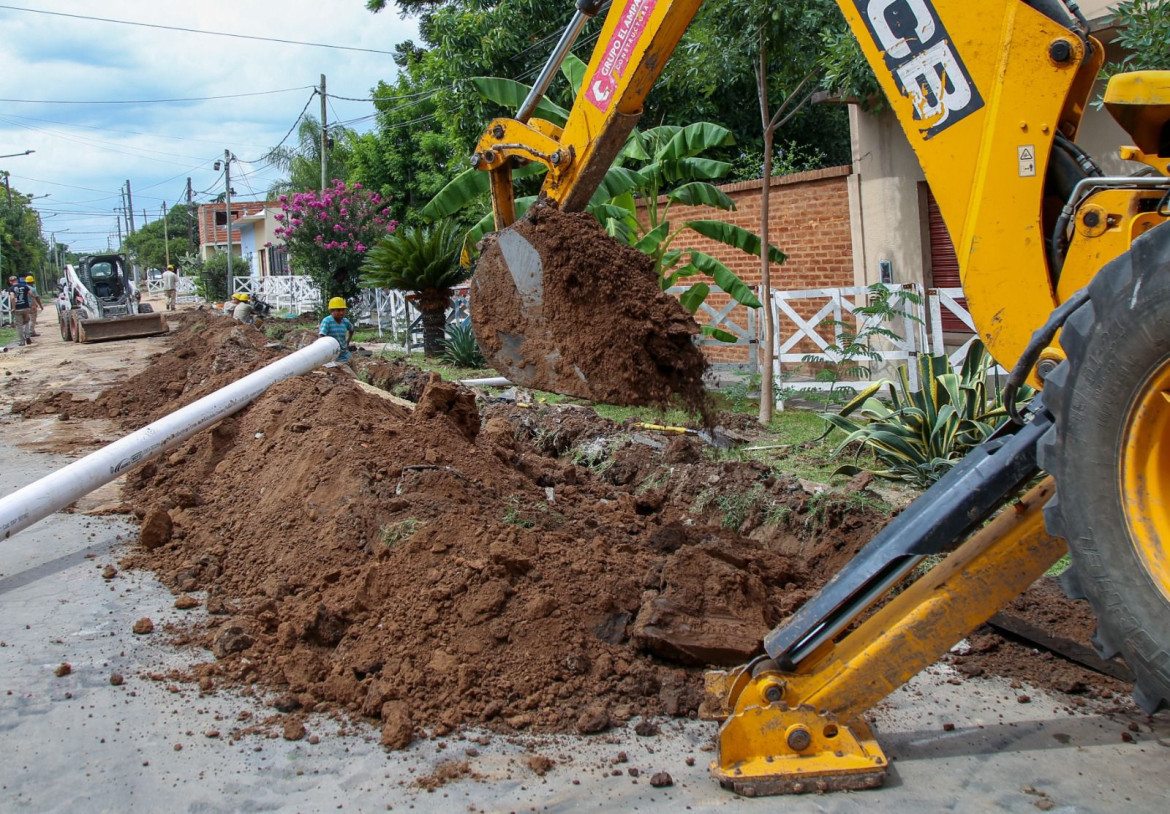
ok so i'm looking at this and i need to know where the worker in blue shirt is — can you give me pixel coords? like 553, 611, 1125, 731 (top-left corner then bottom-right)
319, 296, 354, 372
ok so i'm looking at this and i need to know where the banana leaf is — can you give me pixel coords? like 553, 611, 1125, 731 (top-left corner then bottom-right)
470, 77, 569, 125
686, 251, 762, 308
701, 325, 738, 343
667, 182, 735, 210
560, 54, 588, 100
658, 122, 736, 161
685, 220, 786, 264
678, 283, 709, 314
422, 162, 547, 220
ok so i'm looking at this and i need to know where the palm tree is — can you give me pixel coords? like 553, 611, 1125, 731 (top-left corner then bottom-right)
360, 221, 469, 357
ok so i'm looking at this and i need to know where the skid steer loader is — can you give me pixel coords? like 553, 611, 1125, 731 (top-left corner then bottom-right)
467, 0, 1170, 795
56, 253, 169, 343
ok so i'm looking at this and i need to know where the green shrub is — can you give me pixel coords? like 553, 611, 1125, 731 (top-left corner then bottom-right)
822, 340, 1032, 487
440, 321, 486, 369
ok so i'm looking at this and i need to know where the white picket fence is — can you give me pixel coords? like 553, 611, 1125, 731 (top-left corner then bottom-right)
667, 284, 758, 367
770, 284, 930, 392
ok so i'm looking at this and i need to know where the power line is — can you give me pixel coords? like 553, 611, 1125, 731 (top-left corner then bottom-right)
0, 5, 396, 55
0, 86, 314, 105
238, 92, 318, 164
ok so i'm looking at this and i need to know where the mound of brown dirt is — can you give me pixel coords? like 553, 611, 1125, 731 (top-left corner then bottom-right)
53, 315, 900, 744
472, 203, 711, 420
946, 577, 1132, 700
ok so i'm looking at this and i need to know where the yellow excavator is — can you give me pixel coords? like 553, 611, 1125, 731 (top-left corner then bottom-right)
468, 0, 1170, 795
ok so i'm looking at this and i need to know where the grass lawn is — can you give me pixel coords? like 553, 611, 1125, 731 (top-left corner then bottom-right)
0, 326, 17, 347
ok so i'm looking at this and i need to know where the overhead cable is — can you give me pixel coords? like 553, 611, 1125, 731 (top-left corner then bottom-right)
0, 5, 396, 55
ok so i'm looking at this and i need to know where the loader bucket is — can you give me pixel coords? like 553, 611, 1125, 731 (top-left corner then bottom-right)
77, 312, 169, 343
471, 203, 711, 416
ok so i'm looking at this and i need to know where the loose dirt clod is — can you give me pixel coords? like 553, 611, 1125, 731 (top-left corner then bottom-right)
110, 673, 124, 686
54, 662, 72, 677
132, 618, 154, 635
649, 771, 673, 788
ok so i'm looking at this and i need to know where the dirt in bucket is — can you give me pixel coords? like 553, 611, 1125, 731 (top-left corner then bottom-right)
472, 203, 712, 421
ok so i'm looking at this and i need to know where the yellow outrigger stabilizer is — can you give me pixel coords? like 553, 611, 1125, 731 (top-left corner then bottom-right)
706, 409, 1064, 794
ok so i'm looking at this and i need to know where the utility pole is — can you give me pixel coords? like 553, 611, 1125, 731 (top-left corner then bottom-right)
320, 74, 328, 192
115, 208, 123, 248
223, 149, 233, 297
125, 179, 139, 285
187, 177, 195, 253
162, 202, 170, 268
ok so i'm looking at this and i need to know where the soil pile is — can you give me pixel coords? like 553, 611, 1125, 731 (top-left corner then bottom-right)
13, 310, 281, 426
946, 577, 1132, 701
472, 203, 711, 419
34, 313, 894, 743
17, 312, 1129, 746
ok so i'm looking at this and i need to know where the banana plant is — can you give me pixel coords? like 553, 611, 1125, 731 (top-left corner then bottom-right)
821, 340, 1033, 487
421, 55, 785, 340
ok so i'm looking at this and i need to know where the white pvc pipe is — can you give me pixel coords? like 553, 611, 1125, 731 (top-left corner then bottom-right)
0, 336, 340, 541
459, 376, 512, 387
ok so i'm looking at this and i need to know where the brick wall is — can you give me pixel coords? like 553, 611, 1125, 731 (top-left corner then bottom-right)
636, 165, 855, 365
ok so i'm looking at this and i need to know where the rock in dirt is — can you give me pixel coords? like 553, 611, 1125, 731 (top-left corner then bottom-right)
472, 203, 711, 418
132, 618, 154, 635
110, 673, 124, 686
634, 719, 660, 737
649, 771, 673, 788
527, 754, 555, 776
283, 719, 307, 741
174, 594, 200, 610
211, 624, 253, 658
54, 662, 72, 677
139, 509, 173, 550
380, 701, 413, 750
576, 705, 610, 734
101, 565, 118, 580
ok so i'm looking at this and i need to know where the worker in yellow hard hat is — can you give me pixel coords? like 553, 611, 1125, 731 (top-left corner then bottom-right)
23, 275, 43, 337
318, 296, 354, 372
231, 292, 254, 324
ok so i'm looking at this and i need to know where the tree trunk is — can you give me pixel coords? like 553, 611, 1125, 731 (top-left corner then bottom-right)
756, 36, 775, 426
418, 289, 451, 358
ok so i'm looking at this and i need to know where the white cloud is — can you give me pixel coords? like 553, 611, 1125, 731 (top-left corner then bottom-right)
0, 1, 419, 252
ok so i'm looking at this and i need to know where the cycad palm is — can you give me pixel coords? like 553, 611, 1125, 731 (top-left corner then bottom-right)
360, 222, 470, 357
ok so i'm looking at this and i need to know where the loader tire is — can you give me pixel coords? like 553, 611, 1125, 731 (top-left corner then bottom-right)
59, 309, 71, 342
1039, 221, 1170, 713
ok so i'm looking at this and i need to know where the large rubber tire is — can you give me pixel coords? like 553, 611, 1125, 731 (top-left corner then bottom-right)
138, 303, 153, 314
1039, 221, 1170, 713
58, 308, 71, 341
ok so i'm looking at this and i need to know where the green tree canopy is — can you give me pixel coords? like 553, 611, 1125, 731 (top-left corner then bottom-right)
0, 181, 49, 282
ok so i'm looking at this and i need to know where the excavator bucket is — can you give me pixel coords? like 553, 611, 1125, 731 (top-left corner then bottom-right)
471, 203, 710, 413
77, 312, 169, 343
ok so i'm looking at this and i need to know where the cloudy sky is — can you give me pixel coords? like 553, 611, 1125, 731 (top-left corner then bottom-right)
0, 1, 420, 254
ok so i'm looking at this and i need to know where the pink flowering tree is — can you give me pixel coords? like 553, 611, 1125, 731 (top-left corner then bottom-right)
272, 180, 397, 309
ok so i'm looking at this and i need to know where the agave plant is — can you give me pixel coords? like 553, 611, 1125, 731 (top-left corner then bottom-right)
821, 340, 1032, 487
360, 222, 469, 357
441, 320, 486, 369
